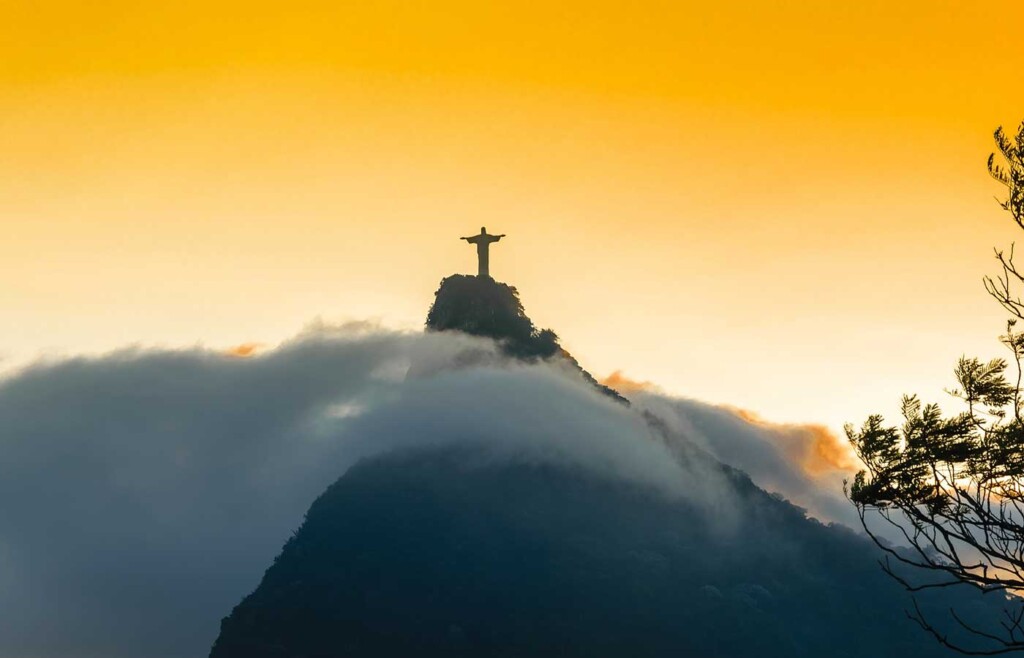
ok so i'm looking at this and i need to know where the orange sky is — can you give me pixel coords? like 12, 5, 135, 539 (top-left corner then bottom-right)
3, 1, 1024, 431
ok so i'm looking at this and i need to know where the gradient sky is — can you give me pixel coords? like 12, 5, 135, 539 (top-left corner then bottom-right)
3, 1, 1024, 431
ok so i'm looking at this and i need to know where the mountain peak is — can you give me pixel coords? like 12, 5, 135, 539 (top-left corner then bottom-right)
426, 274, 626, 403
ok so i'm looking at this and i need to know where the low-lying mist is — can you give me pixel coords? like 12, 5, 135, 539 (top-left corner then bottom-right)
0, 323, 856, 657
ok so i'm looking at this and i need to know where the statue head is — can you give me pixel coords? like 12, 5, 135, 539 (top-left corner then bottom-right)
481, 226, 487, 233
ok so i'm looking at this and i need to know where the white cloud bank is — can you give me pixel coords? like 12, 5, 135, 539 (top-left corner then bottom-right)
0, 324, 855, 657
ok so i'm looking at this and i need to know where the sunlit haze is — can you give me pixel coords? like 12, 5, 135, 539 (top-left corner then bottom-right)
4, 1, 1024, 432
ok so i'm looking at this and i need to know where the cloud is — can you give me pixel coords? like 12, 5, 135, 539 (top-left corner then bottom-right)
599, 374, 860, 521
224, 342, 265, 357
0, 325, 742, 658
0, 326, 416, 657
599, 369, 660, 393
726, 407, 857, 475
628, 392, 859, 527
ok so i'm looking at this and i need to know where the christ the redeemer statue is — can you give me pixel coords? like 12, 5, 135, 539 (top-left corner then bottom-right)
461, 227, 505, 278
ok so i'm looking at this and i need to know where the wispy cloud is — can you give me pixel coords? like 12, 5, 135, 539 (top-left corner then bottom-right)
0, 325, 749, 657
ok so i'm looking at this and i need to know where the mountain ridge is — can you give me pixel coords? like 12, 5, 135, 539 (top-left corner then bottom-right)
208, 273, 1004, 656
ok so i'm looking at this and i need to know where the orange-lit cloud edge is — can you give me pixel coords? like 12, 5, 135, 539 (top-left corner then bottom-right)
602, 369, 858, 478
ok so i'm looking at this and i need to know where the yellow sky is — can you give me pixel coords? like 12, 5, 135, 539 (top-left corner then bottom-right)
3, 1, 1024, 431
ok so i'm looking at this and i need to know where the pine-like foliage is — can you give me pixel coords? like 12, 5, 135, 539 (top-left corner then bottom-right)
848, 122, 1024, 654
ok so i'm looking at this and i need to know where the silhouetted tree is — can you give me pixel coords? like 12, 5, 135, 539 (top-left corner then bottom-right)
848, 122, 1024, 654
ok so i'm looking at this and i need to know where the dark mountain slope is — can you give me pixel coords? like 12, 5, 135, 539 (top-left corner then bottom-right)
209, 448, 1000, 657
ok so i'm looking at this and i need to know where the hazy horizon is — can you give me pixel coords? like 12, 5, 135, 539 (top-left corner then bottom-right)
5, 2, 1024, 434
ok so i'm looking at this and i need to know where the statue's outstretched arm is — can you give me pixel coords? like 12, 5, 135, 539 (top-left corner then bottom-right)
460, 237, 471, 241
496, 234, 506, 239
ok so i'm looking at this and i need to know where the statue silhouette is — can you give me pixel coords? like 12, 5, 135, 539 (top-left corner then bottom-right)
461, 227, 505, 278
